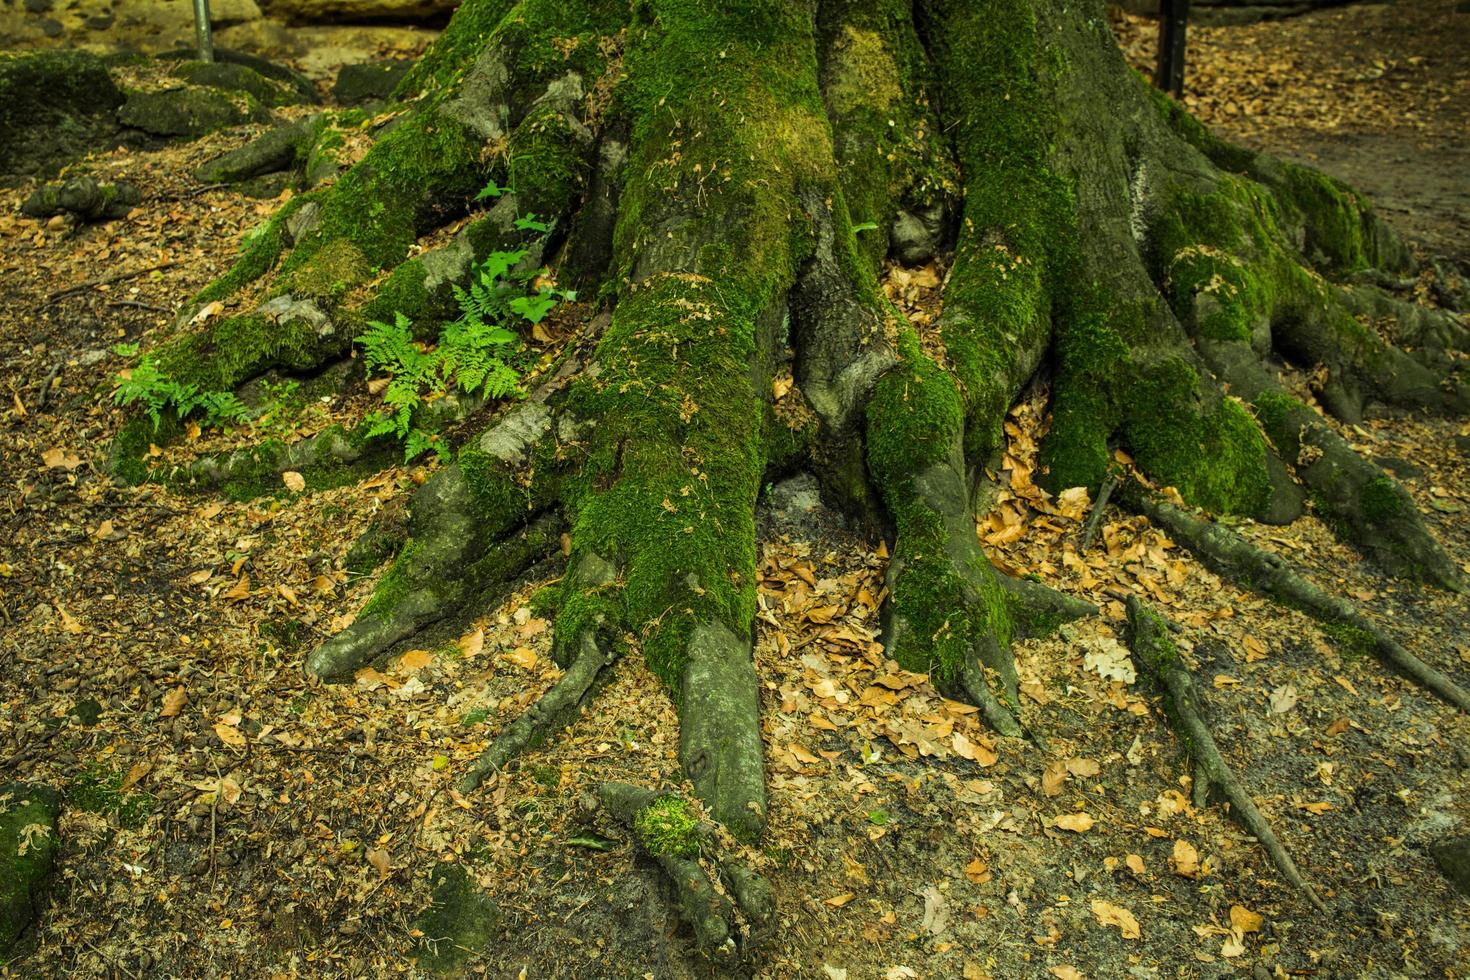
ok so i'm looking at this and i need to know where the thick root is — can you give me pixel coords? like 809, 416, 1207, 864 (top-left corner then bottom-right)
1128, 489, 1470, 711
1199, 338, 1464, 590
1125, 596, 1328, 913
598, 782, 773, 958
867, 349, 1022, 736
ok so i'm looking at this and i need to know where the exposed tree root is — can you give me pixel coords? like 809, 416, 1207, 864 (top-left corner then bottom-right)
1124, 596, 1328, 913
598, 782, 774, 959
114, 0, 1469, 955
458, 551, 618, 794
1127, 489, 1470, 712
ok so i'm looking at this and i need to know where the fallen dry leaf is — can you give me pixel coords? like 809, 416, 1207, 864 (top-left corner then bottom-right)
1171, 838, 1201, 878
504, 646, 538, 670
282, 471, 306, 493
160, 686, 188, 718
1055, 812, 1094, 833
1090, 899, 1141, 939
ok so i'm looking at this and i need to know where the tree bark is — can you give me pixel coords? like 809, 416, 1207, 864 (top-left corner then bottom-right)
109, 0, 1468, 949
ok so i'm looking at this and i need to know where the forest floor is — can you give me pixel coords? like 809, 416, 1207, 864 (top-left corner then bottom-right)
2, 2, 1469, 978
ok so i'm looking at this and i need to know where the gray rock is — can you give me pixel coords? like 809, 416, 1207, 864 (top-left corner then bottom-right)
118, 87, 266, 138
194, 114, 321, 184
333, 59, 413, 106
890, 204, 947, 266
21, 176, 141, 222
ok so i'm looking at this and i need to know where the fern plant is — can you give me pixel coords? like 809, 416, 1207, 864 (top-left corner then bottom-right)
113, 354, 250, 430
356, 238, 574, 463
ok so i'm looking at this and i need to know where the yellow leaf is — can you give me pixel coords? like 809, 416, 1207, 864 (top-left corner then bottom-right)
505, 646, 538, 670
367, 848, 393, 878
41, 447, 82, 470
223, 575, 251, 601
312, 575, 336, 595
1055, 812, 1093, 833
964, 858, 990, 883
1090, 899, 1141, 939
1050, 967, 1086, 980
160, 686, 188, 718
199, 502, 224, 521
214, 719, 247, 749
1229, 904, 1263, 935
56, 606, 83, 635
458, 629, 485, 658
219, 776, 242, 805
1125, 853, 1145, 874
282, 471, 306, 493
1042, 761, 1067, 796
120, 761, 151, 792
822, 893, 856, 908
789, 743, 822, 765
397, 649, 433, 672
277, 583, 299, 606
1170, 838, 1201, 878
92, 519, 114, 541
185, 420, 202, 441
1294, 801, 1334, 815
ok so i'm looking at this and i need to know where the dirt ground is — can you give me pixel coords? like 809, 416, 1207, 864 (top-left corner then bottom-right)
3, 3, 1469, 978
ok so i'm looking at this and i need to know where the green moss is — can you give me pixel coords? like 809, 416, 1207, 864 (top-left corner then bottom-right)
155, 313, 335, 394
361, 260, 432, 328
195, 199, 298, 304
508, 99, 592, 220
1360, 476, 1404, 522
0, 782, 61, 953
1123, 356, 1272, 515
1278, 163, 1373, 275
634, 796, 700, 858
866, 339, 1012, 682
1321, 620, 1375, 659
1038, 307, 1128, 493
361, 539, 421, 620
1140, 73, 1257, 174
68, 767, 153, 830
1127, 600, 1182, 675
276, 238, 371, 304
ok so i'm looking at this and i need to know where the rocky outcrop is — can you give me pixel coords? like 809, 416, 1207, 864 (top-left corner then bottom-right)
0, 50, 123, 180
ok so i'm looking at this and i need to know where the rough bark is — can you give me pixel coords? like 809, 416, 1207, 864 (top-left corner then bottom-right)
107, 0, 1468, 953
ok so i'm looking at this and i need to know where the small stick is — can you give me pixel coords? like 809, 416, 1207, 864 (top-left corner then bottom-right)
1079, 471, 1118, 554
46, 261, 178, 304
107, 300, 169, 313
35, 362, 63, 410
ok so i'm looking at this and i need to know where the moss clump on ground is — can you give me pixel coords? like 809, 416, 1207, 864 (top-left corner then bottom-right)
634, 796, 700, 858
68, 767, 153, 830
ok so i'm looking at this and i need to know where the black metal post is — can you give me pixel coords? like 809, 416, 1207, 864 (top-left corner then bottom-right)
1155, 0, 1189, 97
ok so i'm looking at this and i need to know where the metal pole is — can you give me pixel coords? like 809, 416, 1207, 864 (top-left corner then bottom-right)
1154, 0, 1190, 98
193, 0, 215, 63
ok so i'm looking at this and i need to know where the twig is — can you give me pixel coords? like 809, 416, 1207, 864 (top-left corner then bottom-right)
107, 300, 169, 313
45, 261, 178, 304
1078, 471, 1118, 554
35, 362, 63, 410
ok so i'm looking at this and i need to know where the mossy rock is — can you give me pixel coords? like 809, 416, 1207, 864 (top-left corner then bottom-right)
0, 50, 123, 180
117, 87, 269, 139
20, 176, 141, 222
0, 783, 61, 956
333, 60, 415, 107
413, 862, 500, 975
158, 47, 320, 105
1430, 835, 1470, 897
172, 61, 307, 107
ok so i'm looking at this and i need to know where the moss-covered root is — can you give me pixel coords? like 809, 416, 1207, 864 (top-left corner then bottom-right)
457, 551, 619, 793
1123, 597, 1328, 914
598, 783, 774, 958
866, 349, 1022, 737
1129, 490, 1470, 712
304, 460, 561, 682
1202, 340, 1464, 590
997, 572, 1098, 640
